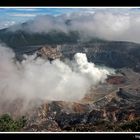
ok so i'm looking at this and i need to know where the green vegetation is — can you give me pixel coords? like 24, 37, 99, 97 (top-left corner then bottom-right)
0, 30, 80, 48
0, 114, 27, 132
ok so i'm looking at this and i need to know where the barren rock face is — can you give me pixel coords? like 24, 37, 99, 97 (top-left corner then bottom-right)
106, 76, 126, 85
36, 46, 62, 60
21, 84, 140, 131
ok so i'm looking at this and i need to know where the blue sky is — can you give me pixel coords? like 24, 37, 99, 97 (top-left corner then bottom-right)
0, 8, 83, 29
0, 8, 140, 29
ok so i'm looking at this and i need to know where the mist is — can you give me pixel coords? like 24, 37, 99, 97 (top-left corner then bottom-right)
0, 44, 114, 114
8, 11, 140, 43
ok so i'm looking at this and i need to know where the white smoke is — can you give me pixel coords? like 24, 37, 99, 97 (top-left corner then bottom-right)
74, 53, 110, 84
0, 45, 113, 114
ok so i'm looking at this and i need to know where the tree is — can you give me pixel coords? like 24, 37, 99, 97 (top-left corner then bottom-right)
0, 114, 27, 132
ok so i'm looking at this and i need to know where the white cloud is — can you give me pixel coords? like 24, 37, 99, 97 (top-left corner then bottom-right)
8, 9, 140, 43
10, 13, 37, 17
0, 21, 15, 29
15, 8, 38, 11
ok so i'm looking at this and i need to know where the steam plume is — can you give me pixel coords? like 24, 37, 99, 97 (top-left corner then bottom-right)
0, 45, 113, 114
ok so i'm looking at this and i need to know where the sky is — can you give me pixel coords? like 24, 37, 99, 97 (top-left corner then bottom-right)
0, 8, 82, 29
0, 7, 140, 29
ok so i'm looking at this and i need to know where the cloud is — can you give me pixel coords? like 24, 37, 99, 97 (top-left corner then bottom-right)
15, 8, 38, 11
0, 44, 113, 115
10, 13, 37, 17
0, 21, 16, 29
8, 9, 140, 43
